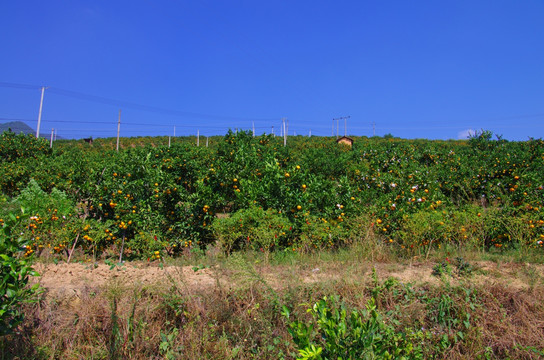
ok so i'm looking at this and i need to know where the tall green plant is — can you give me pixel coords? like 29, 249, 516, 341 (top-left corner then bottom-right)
0, 212, 40, 335
212, 206, 291, 254
283, 296, 420, 359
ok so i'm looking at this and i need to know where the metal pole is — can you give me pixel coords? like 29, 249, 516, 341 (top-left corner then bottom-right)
333, 116, 350, 138
282, 118, 287, 147
36, 86, 46, 138
206, 136, 209, 147
197, 130, 199, 146
50, 128, 54, 148
116, 109, 121, 152
252, 121, 255, 137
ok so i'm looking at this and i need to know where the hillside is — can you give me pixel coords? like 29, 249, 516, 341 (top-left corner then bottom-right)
0, 121, 35, 135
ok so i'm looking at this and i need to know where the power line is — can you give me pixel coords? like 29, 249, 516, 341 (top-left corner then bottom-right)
3, 82, 544, 139
1, 81, 279, 122
0, 117, 38, 123
32, 84, 278, 122
0, 117, 248, 129
0, 82, 42, 90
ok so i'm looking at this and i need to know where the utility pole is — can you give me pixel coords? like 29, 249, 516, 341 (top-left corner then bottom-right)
116, 109, 121, 152
282, 117, 287, 146
333, 116, 350, 138
168, 136, 171, 147
36, 86, 47, 138
50, 128, 54, 148
206, 136, 209, 147
309, 129, 311, 137
372, 122, 376, 137
271, 126, 274, 137
174, 126, 176, 137
197, 130, 200, 146
252, 121, 255, 137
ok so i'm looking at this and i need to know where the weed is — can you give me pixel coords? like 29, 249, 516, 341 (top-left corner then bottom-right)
283, 295, 422, 359
105, 258, 126, 270
159, 324, 180, 360
432, 257, 474, 278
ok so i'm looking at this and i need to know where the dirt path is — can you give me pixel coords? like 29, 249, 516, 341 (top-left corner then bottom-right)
31, 260, 544, 304
32, 262, 218, 306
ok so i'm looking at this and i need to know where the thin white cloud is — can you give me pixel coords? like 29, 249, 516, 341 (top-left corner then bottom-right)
458, 129, 475, 139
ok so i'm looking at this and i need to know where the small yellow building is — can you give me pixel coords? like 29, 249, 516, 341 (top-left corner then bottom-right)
336, 136, 354, 147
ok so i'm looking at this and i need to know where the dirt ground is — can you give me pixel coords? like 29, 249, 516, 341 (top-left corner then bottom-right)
32, 259, 544, 305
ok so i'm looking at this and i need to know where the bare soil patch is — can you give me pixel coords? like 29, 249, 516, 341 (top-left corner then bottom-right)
32, 260, 544, 304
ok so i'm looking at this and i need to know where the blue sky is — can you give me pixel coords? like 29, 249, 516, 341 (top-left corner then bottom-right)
1, 1, 543, 140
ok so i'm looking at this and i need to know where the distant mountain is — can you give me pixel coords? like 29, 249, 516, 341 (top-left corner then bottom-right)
0, 121, 35, 135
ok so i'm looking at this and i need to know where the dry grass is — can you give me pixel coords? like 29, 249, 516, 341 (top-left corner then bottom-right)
1, 248, 544, 359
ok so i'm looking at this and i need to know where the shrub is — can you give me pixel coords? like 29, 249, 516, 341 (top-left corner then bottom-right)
15, 179, 73, 217
283, 296, 421, 359
0, 212, 40, 335
212, 206, 292, 254
5, 179, 79, 257
0, 131, 51, 163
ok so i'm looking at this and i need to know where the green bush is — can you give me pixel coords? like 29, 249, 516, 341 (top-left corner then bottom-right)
0, 212, 40, 335
283, 296, 421, 359
5, 179, 78, 257
0, 131, 51, 163
15, 179, 73, 217
212, 206, 292, 253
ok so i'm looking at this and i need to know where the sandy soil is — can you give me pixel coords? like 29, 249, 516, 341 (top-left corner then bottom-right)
31, 260, 544, 305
